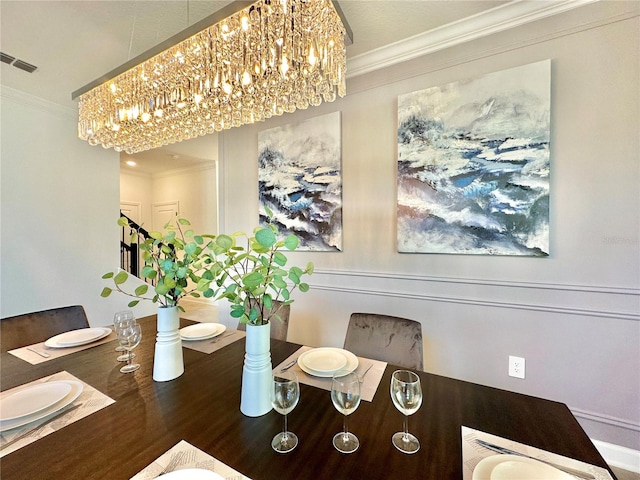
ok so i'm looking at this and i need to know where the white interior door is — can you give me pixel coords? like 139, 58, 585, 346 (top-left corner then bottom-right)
120, 202, 141, 224
152, 201, 180, 230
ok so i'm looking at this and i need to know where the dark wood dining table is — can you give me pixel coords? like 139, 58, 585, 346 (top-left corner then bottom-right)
1, 315, 616, 479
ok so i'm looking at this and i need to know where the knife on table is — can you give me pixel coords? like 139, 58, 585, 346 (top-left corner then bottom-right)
475, 439, 596, 479
0, 403, 82, 450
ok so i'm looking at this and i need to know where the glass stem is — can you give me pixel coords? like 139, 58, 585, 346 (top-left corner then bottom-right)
282, 413, 288, 440
403, 415, 409, 441
343, 414, 349, 440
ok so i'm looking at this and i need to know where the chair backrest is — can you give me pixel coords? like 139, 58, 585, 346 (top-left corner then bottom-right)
237, 301, 291, 341
343, 313, 424, 371
1, 305, 90, 352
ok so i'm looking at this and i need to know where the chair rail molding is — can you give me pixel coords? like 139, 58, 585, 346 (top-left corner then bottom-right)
307, 269, 640, 322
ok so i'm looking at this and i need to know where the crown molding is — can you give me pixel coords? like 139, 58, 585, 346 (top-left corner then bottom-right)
347, 0, 599, 78
0, 85, 77, 119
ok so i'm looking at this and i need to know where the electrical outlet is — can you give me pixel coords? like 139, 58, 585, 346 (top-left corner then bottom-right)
508, 355, 525, 379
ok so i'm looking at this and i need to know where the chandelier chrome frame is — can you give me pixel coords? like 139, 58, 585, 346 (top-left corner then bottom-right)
73, 0, 352, 154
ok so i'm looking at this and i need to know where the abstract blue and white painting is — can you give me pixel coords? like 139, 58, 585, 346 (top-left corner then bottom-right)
258, 111, 342, 251
397, 60, 550, 255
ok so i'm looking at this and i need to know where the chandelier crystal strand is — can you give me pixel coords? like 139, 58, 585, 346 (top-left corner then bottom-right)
78, 0, 347, 154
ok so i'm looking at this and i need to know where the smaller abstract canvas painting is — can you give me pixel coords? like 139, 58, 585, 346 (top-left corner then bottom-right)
258, 111, 342, 251
397, 60, 551, 256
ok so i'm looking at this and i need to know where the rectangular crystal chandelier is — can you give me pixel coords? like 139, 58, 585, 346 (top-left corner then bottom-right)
73, 0, 350, 154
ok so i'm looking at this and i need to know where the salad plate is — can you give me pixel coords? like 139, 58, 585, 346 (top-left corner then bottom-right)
0, 381, 72, 422
44, 327, 112, 348
298, 348, 359, 378
180, 323, 226, 341
0, 380, 83, 432
472, 454, 574, 480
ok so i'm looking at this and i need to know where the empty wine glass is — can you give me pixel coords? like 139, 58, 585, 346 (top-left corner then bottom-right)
118, 323, 142, 374
390, 370, 423, 454
114, 310, 136, 361
271, 371, 300, 453
331, 371, 361, 454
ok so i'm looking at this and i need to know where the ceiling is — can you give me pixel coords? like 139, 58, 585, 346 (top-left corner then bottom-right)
1, 0, 571, 173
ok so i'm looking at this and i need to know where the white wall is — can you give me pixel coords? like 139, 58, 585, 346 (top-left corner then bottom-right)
0, 87, 150, 322
217, 3, 639, 452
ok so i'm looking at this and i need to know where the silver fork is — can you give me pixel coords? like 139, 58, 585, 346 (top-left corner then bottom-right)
359, 364, 373, 383
278, 357, 299, 372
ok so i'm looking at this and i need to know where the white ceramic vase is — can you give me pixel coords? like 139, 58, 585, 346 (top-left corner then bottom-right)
240, 322, 273, 417
153, 306, 184, 382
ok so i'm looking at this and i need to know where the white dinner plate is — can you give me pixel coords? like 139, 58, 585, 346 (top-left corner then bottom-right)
0, 381, 72, 422
179, 323, 226, 341
44, 327, 112, 348
0, 380, 83, 432
300, 348, 347, 373
161, 469, 224, 480
298, 348, 359, 378
472, 454, 574, 480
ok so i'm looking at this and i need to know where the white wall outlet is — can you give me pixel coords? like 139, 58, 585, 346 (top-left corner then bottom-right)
508, 355, 526, 379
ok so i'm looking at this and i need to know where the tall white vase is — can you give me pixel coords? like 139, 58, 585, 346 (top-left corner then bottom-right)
240, 322, 273, 417
153, 306, 184, 382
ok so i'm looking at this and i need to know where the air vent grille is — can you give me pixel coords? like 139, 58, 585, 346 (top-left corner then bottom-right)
13, 59, 37, 73
0, 51, 37, 73
1, 52, 15, 64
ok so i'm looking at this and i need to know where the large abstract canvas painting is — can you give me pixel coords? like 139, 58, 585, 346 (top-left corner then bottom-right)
397, 60, 551, 255
258, 111, 342, 251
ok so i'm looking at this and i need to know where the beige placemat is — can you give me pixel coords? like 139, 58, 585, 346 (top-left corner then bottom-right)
273, 346, 387, 402
8, 331, 117, 365
131, 440, 251, 479
181, 329, 246, 354
0, 371, 115, 457
461, 426, 614, 480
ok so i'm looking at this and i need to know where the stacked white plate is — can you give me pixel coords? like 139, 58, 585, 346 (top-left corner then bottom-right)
44, 327, 112, 349
179, 323, 226, 341
297, 347, 359, 377
472, 455, 574, 480
0, 380, 84, 432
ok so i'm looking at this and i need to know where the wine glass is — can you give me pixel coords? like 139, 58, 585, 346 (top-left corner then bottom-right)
331, 371, 361, 454
390, 370, 423, 454
118, 323, 142, 374
114, 311, 136, 361
271, 371, 300, 453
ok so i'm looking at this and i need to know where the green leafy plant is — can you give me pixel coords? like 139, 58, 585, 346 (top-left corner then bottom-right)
101, 217, 217, 310
204, 210, 313, 325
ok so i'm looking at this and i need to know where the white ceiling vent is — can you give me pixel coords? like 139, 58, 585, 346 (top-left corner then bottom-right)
1, 51, 37, 73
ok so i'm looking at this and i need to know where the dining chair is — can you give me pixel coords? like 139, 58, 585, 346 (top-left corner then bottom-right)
0, 305, 90, 352
237, 301, 291, 341
343, 313, 424, 371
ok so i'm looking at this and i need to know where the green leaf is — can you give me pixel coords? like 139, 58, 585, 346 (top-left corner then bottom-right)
273, 276, 287, 289
197, 278, 211, 290
178, 218, 191, 226
117, 217, 129, 227
194, 235, 203, 245
203, 289, 215, 298
255, 228, 276, 248
176, 266, 187, 278
264, 205, 274, 218
263, 294, 273, 310
273, 251, 287, 266
185, 242, 197, 255
141, 266, 155, 278
305, 262, 315, 275
149, 231, 163, 240
284, 234, 299, 250
155, 282, 170, 296
288, 270, 300, 284
134, 284, 149, 296
299, 282, 310, 293
128, 300, 139, 308
216, 234, 234, 250
114, 271, 129, 285
243, 271, 264, 289
102, 272, 114, 279
100, 287, 112, 298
